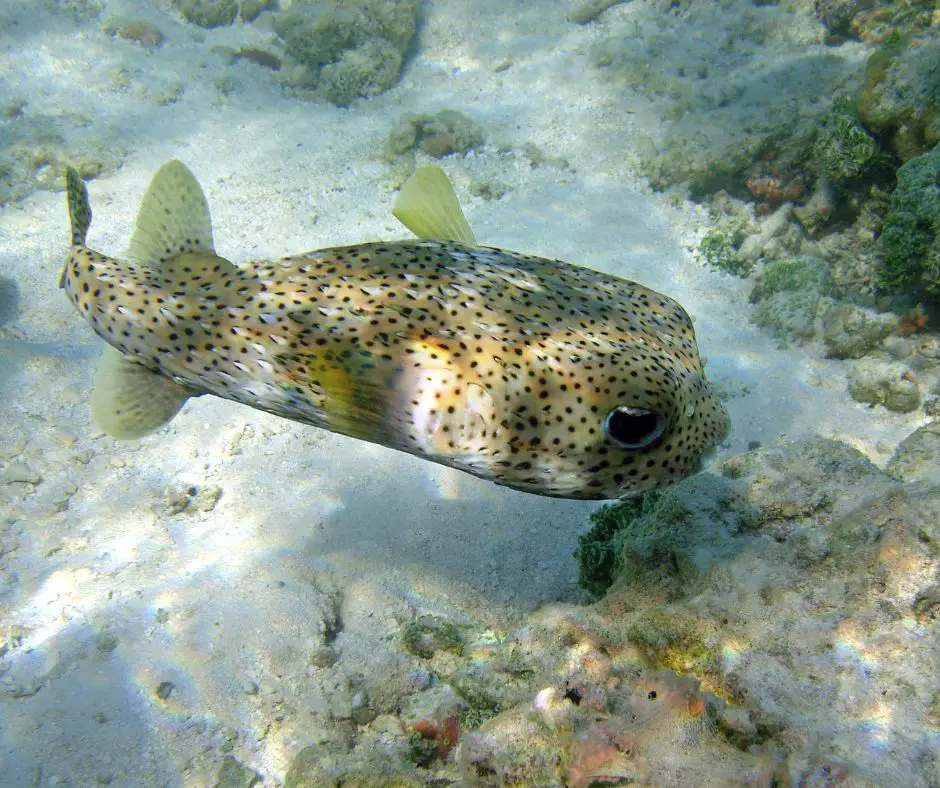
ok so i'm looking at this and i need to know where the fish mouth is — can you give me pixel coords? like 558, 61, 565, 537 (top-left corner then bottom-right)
716, 404, 732, 444
698, 404, 730, 472
697, 444, 721, 473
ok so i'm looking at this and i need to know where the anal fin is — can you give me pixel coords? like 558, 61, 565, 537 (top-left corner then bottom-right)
91, 345, 192, 439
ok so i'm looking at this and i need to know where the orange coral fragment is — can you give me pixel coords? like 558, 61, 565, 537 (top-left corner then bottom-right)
746, 174, 804, 203
895, 305, 929, 335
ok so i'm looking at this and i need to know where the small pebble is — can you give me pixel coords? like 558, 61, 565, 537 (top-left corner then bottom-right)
191, 484, 222, 512
408, 667, 433, 692
310, 646, 337, 668
53, 428, 79, 447
95, 631, 119, 653
2, 98, 26, 118
1, 462, 41, 485
162, 489, 190, 516
233, 48, 281, 70
371, 714, 405, 736
117, 20, 163, 48
569, 0, 625, 24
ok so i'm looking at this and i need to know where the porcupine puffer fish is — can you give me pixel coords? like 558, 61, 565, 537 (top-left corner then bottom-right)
60, 161, 729, 499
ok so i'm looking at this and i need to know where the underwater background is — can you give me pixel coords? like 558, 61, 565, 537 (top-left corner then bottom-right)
0, 0, 938, 785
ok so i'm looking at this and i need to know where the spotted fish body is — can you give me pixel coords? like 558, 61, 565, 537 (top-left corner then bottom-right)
61, 162, 729, 500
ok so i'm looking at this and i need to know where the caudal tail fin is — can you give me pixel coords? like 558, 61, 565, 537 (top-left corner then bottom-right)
60, 167, 93, 288
65, 167, 92, 247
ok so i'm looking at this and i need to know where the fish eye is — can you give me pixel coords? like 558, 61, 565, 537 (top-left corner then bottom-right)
603, 406, 666, 449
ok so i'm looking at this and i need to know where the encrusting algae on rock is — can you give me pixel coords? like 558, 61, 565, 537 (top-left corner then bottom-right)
60, 162, 728, 499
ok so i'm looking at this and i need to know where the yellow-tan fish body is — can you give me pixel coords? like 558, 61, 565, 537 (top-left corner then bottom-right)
60, 162, 729, 499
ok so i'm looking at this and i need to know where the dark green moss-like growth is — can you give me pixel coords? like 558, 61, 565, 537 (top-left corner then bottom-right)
879, 143, 940, 297
698, 229, 752, 277
574, 491, 664, 597
814, 97, 885, 185
172, 0, 237, 28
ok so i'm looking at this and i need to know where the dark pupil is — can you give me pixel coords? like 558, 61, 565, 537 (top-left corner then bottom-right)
609, 409, 660, 444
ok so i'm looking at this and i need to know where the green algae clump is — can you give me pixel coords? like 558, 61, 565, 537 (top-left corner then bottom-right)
750, 256, 830, 302
698, 229, 752, 277
574, 491, 664, 597
857, 32, 940, 162
401, 615, 466, 658
626, 609, 719, 677
385, 110, 484, 159
879, 142, 940, 297
813, 97, 883, 184
172, 0, 237, 28
274, 0, 419, 106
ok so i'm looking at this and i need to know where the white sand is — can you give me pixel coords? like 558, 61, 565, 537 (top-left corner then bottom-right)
0, 0, 925, 784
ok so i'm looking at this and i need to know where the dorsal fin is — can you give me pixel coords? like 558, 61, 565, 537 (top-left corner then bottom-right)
91, 345, 193, 439
61, 167, 93, 288
392, 166, 477, 244
126, 160, 216, 269
65, 167, 92, 247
